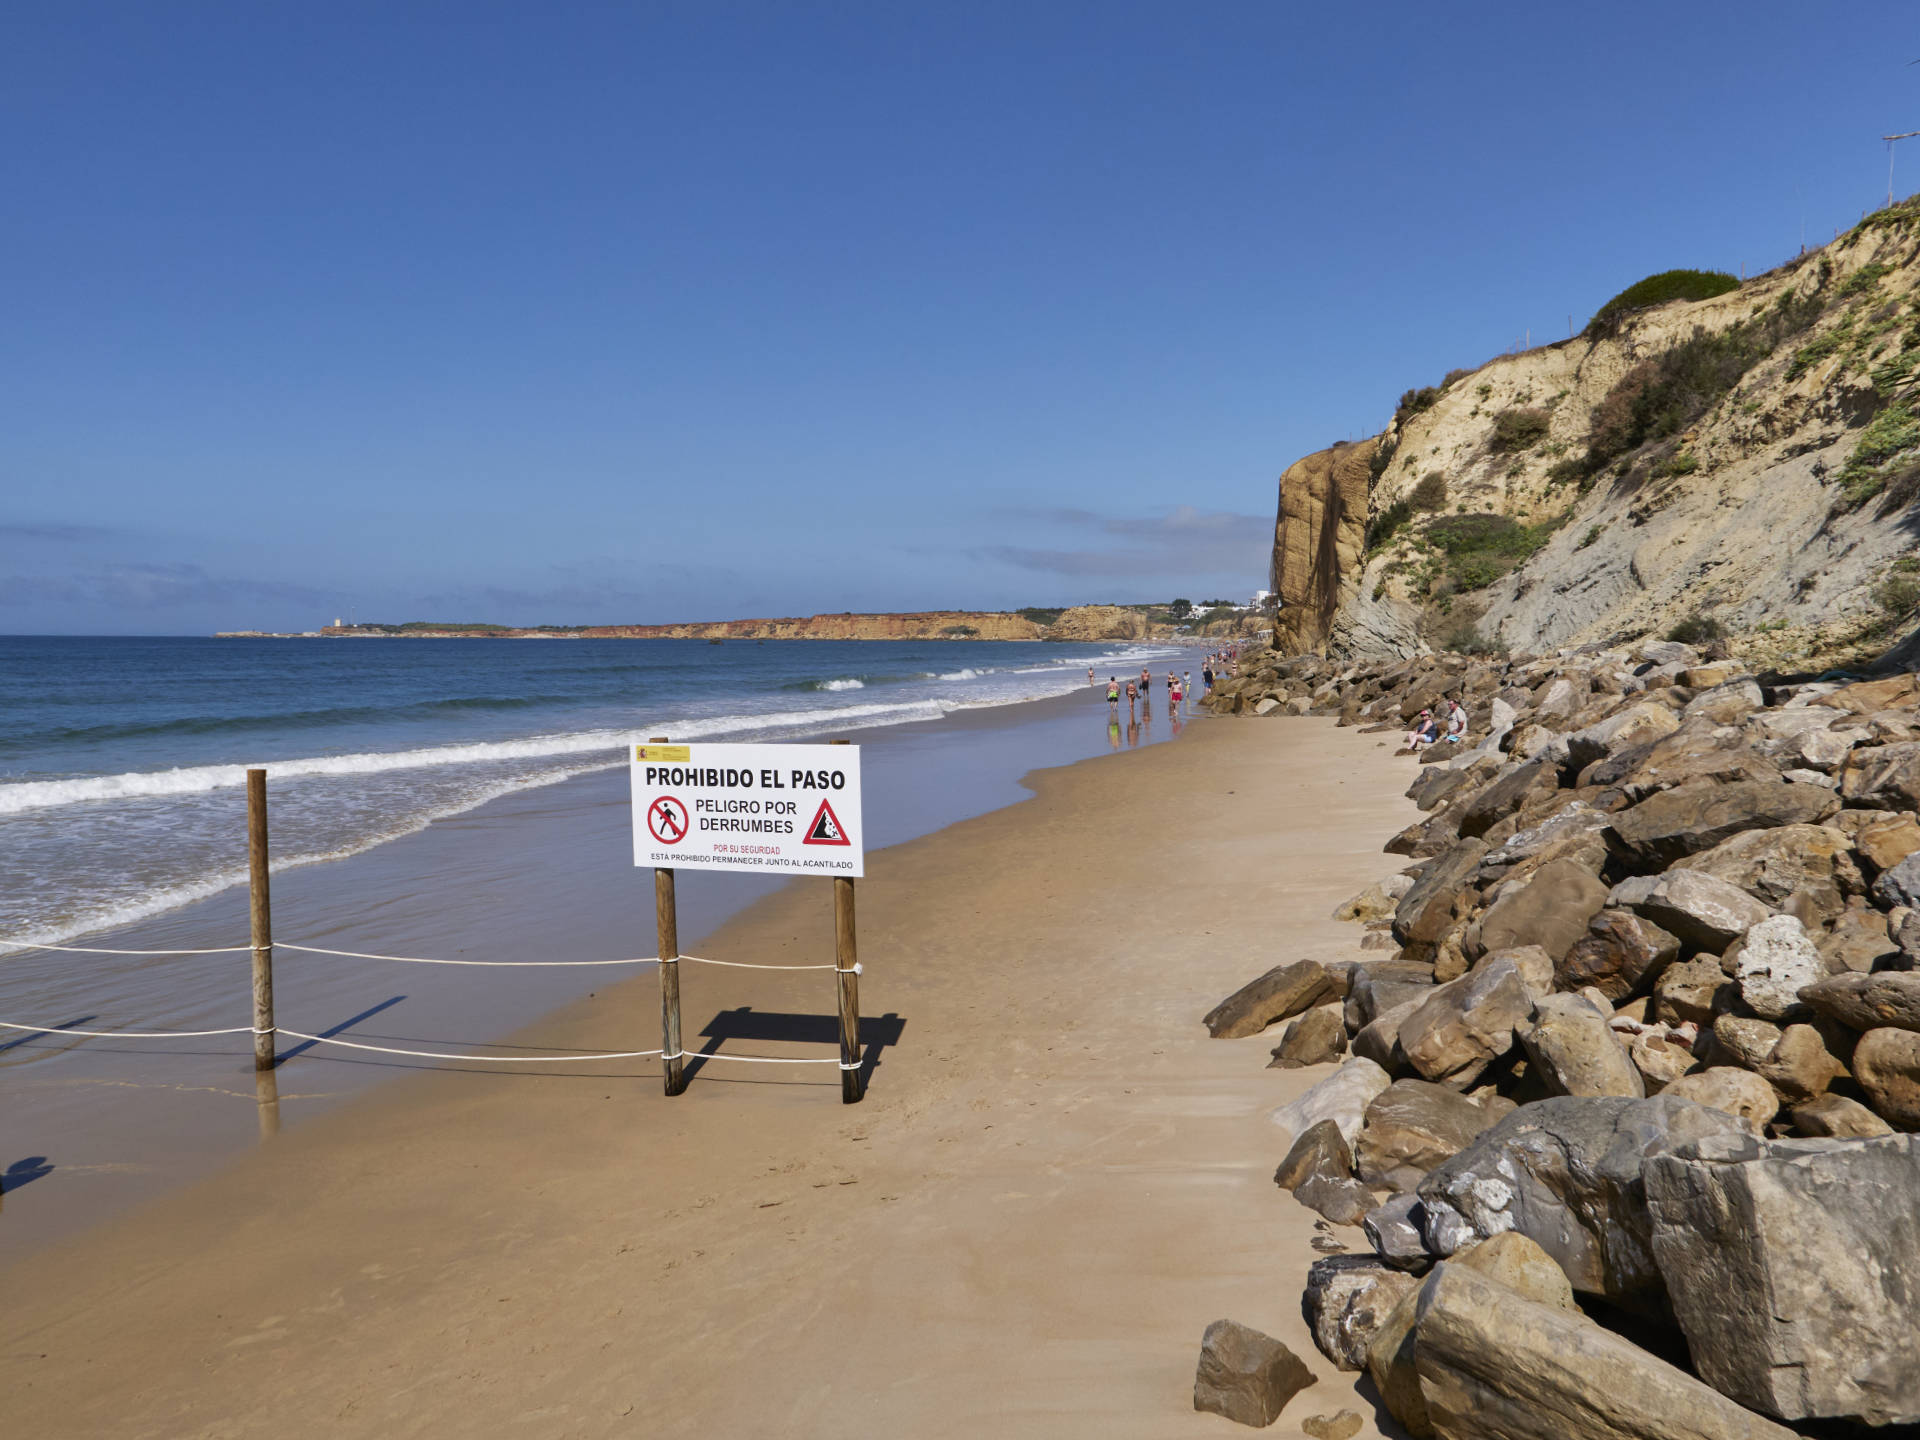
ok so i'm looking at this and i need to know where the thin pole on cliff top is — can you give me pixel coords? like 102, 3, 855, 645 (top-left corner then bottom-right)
1886, 131, 1920, 209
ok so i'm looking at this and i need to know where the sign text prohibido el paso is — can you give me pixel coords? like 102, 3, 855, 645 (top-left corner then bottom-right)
630, 742, 864, 878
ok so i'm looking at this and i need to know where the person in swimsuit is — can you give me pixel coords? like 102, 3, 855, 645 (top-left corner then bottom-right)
1107, 677, 1120, 707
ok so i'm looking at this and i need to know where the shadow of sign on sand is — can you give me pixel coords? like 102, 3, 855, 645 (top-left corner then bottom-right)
685, 1006, 906, 1092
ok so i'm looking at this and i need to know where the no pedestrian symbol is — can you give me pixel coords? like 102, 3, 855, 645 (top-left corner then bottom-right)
648, 796, 689, 846
803, 799, 850, 847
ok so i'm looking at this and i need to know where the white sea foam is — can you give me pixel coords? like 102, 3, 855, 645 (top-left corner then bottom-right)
938, 667, 983, 681
817, 678, 865, 691
0, 698, 983, 817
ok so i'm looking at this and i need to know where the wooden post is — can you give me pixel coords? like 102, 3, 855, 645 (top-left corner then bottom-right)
830, 739, 862, 1104
246, 768, 276, 1071
651, 737, 686, 1096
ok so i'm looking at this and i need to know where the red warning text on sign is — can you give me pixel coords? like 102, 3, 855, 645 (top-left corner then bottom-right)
630, 741, 864, 877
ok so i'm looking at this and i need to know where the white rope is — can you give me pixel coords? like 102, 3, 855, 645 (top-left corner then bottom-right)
277, 945, 855, 973
275, 943, 650, 968
4, 943, 254, 956
276, 1030, 664, 1062
0, 1019, 262, 1039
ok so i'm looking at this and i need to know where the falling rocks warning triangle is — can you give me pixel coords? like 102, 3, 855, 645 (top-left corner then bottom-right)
803, 798, 851, 846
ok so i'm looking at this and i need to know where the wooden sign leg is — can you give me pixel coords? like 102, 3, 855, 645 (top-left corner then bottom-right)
834, 875, 861, 1104
246, 768, 276, 1072
650, 737, 685, 1096
657, 868, 684, 1096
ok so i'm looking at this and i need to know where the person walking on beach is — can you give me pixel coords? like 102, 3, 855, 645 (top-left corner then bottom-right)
1140, 666, 1152, 699
1202, 662, 1214, 692
1088, 666, 1095, 686
1107, 677, 1120, 708
1126, 679, 1137, 715
1184, 669, 1193, 704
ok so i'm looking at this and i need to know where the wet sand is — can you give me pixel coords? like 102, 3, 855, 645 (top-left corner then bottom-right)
0, 714, 1416, 1439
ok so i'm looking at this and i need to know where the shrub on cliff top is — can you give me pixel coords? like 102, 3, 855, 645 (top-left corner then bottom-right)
1586, 269, 1740, 336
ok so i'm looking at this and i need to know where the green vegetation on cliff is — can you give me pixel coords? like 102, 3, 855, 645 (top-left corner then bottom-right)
1586, 269, 1739, 336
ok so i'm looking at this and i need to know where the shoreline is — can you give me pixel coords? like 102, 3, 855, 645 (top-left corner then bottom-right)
0, 683, 1196, 1265
0, 713, 1417, 1439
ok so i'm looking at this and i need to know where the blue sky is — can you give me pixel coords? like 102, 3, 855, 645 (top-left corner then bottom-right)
4, 2, 1919, 633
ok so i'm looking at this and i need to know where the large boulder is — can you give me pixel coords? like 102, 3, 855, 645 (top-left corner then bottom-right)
1609, 869, 1771, 952
1646, 1132, 1920, 1426
1850, 811, 1920, 873
1475, 860, 1611, 961
1791, 1093, 1895, 1138
1301, 1255, 1419, 1372
1366, 1233, 1580, 1438
1268, 1005, 1348, 1068
1363, 1192, 1432, 1272
1274, 1117, 1353, 1191
1521, 995, 1645, 1098
1657, 1068, 1780, 1132
1652, 954, 1735, 1027
1557, 910, 1680, 1001
1595, 725, 1783, 803
1395, 956, 1533, 1087
1750, 1023, 1848, 1103
1871, 850, 1920, 909
1343, 968, 1435, 1034
1393, 839, 1490, 944
1605, 781, 1841, 872
1669, 823, 1856, 910
1355, 1080, 1503, 1192
1204, 960, 1337, 1038
1350, 996, 1425, 1071
1735, 915, 1824, 1021
1410, 1264, 1800, 1440
1819, 906, 1901, 973
1683, 677, 1765, 724
1839, 740, 1920, 811
1851, 1027, 1920, 1128
1564, 702, 1681, 772
1193, 1319, 1317, 1428
1416, 1095, 1749, 1306
1801, 970, 1920, 1033
1813, 674, 1920, 715
1456, 761, 1555, 840
1271, 1056, 1393, 1150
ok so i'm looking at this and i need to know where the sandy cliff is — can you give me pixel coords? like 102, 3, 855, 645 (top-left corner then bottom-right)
1270, 197, 1920, 670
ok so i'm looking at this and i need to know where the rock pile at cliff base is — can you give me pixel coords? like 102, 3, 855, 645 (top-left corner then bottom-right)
1203, 638, 1920, 1434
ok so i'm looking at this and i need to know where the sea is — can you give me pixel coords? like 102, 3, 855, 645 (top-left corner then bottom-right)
0, 635, 1188, 950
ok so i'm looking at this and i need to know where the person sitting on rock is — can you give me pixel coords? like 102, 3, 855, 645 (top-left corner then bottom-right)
1405, 709, 1438, 752
1443, 700, 1468, 743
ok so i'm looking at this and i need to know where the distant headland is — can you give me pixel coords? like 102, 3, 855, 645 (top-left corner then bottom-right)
217, 598, 1273, 643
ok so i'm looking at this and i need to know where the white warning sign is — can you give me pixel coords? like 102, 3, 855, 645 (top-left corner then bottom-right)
630, 741, 864, 877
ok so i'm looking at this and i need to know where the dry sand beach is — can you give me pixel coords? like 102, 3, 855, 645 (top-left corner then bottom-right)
0, 716, 1415, 1439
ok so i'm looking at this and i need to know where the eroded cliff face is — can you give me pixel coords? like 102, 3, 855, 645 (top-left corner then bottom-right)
1270, 438, 1376, 654
1269, 198, 1920, 668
